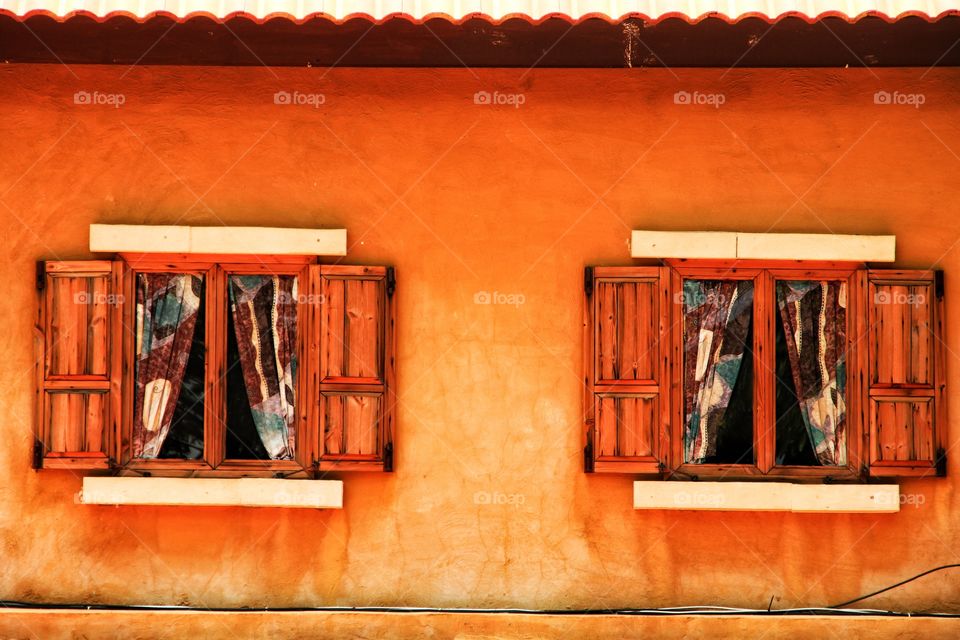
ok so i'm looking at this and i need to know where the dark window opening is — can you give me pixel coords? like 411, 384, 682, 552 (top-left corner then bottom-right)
700, 317, 755, 465
225, 310, 270, 461
157, 289, 205, 460
775, 314, 820, 466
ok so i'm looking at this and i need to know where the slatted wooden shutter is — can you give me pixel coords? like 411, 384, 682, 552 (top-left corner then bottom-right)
314, 265, 395, 471
584, 267, 671, 474
864, 270, 946, 477
35, 261, 122, 469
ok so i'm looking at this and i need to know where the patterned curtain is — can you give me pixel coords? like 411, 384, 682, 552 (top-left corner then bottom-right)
134, 273, 204, 458
777, 281, 847, 466
683, 280, 754, 463
228, 275, 298, 460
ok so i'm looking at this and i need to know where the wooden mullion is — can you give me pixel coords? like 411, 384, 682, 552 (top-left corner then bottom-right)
657, 266, 672, 475
854, 268, 869, 478
205, 265, 226, 468
755, 271, 774, 473
845, 270, 864, 477
308, 264, 323, 467
119, 262, 135, 465
293, 264, 315, 472
669, 267, 684, 474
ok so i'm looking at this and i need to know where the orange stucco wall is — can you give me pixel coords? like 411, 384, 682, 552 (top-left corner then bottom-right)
1, 65, 960, 624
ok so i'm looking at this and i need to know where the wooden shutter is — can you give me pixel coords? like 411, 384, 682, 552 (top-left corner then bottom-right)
863, 270, 946, 477
313, 265, 395, 471
584, 267, 671, 474
35, 261, 122, 469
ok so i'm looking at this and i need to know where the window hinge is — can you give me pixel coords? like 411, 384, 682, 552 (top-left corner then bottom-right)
935, 271, 945, 301
584, 267, 594, 297
383, 442, 394, 472
35, 261, 46, 291
386, 267, 396, 298
32, 440, 44, 470
584, 437, 594, 473
936, 447, 947, 477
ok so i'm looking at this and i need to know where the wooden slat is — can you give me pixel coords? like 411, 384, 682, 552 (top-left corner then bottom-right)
323, 394, 343, 455
345, 279, 380, 379
597, 396, 617, 456
597, 281, 616, 381
349, 394, 379, 455
85, 393, 105, 453
323, 277, 345, 378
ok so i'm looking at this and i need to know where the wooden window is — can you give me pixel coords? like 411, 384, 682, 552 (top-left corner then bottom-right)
34, 257, 396, 476
583, 263, 947, 481
863, 270, 946, 477
583, 267, 671, 474
35, 261, 122, 469
315, 265, 396, 472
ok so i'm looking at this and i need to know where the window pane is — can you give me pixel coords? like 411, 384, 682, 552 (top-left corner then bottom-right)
226, 275, 298, 461
775, 281, 847, 467
682, 280, 755, 465
134, 273, 205, 460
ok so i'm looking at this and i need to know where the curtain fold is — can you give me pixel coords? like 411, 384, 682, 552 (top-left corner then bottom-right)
683, 280, 754, 463
777, 281, 847, 466
134, 273, 204, 459
228, 275, 298, 460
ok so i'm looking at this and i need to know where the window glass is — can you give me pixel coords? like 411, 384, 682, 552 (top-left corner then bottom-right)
225, 275, 299, 461
133, 273, 205, 460
775, 280, 847, 467
682, 280, 755, 465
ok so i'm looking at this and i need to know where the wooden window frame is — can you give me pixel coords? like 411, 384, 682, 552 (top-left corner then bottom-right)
35, 253, 396, 478
584, 259, 944, 483
118, 254, 314, 478
667, 263, 861, 481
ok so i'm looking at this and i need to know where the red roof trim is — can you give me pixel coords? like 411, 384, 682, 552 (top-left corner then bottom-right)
2, 8, 958, 26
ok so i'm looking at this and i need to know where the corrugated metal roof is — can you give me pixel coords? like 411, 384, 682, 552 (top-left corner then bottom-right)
1, 0, 957, 22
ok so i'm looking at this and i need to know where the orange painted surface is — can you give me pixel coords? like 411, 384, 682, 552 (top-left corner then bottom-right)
1, 66, 960, 627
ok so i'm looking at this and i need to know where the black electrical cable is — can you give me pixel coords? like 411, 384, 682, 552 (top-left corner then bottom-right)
828, 563, 960, 609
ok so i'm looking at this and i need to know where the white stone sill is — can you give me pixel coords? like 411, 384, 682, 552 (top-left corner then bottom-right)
89, 224, 347, 256
634, 481, 900, 513
630, 230, 896, 262
80, 477, 343, 509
